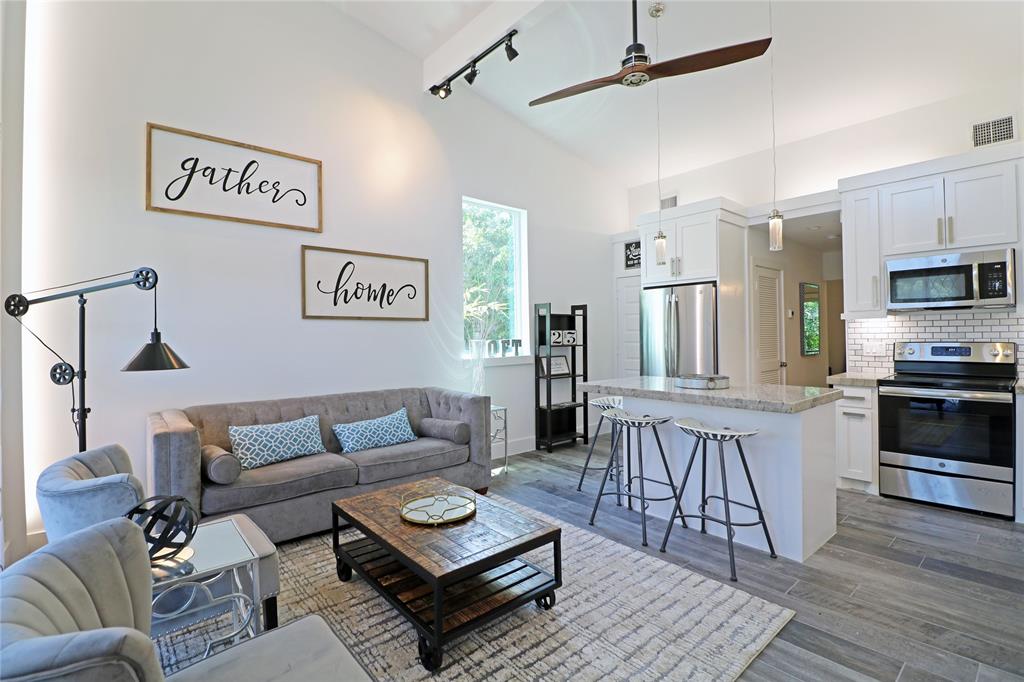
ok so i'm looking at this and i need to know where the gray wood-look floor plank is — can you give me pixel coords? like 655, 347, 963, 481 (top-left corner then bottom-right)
490, 441, 1024, 681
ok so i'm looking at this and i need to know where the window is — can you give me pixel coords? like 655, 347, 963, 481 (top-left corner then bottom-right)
462, 197, 529, 358
799, 282, 821, 356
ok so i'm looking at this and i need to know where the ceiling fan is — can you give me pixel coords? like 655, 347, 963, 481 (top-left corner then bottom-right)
529, 0, 772, 107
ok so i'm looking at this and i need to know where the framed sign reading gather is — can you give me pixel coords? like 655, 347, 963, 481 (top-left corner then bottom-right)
146, 123, 322, 232
302, 245, 429, 321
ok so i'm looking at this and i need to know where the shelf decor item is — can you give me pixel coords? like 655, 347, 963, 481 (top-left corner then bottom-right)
4, 267, 188, 452
125, 495, 199, 562
146, 123, 322, 233
399, 486, 477, 526
550, 330, 563, 345
534, 303, 588, 452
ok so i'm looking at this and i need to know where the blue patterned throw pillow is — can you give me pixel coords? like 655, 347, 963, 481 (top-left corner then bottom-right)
332, 407, 417, 454
228, 415, 325, 470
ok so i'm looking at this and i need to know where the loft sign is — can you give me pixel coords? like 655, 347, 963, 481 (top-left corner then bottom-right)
146, 123, 322, 232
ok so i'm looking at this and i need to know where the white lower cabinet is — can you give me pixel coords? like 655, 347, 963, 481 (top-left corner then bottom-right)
835, 388, 877, 484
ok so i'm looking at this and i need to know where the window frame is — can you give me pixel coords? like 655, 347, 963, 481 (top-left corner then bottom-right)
461, 196, 531, 360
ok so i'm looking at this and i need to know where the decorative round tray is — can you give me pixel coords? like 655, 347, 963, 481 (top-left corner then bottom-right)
400, 488, 477, 526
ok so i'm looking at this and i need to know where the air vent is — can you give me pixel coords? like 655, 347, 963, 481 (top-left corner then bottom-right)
660, 195, 678, 210
972, 115, 1015, 147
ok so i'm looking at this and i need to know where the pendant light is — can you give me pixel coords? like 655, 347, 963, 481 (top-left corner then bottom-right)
652, 2, 668, 266
767, 0, 783, 251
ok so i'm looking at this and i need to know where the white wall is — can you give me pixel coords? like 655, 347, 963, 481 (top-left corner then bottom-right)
628, 82, 1024, 226
20, 1, 627, 533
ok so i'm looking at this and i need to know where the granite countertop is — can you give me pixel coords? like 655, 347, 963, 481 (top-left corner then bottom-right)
579, 376, 842, 414
826, 371, 891, 387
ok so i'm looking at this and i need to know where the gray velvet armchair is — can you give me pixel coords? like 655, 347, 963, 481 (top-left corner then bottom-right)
0, 518, 370, 681
36, 443, 145, 541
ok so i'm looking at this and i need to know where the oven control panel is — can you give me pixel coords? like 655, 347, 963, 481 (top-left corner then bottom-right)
894, 341, 1016, 363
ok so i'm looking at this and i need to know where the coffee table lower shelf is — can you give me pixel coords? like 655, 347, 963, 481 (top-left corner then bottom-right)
334, 536, 558, 672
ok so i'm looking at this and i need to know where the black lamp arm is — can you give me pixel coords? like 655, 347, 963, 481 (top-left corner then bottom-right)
4, 267, 157, 318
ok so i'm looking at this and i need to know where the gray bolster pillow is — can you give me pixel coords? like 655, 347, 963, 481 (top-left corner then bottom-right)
201, 444, 242, 485
419, 417, 471, 445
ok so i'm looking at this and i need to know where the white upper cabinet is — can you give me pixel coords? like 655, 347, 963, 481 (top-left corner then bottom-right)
879, 161, 1018, 256
639, 213, 719, 286
879, 176, 945, 255
678, 215, 718, 281
943, 161, 1018, 249
841, 188, 884, 317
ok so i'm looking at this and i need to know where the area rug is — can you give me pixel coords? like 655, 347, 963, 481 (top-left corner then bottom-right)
156, 495, 793, 680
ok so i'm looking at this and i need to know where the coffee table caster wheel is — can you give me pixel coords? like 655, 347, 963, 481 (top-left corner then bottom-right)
535, 591, 556, 610
336, 560, 352, 582
418, 636, 443, 672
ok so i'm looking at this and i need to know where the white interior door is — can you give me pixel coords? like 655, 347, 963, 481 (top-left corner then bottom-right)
754, 265, 784, 384
615, 275, 642, 377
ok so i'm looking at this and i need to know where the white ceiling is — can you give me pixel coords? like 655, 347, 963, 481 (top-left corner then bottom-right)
334, 1, 491, 59
339, 1, 1023, 187
751, 210, 842, 252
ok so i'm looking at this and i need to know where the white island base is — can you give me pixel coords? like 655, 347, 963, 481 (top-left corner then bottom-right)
600, 394, 838, 563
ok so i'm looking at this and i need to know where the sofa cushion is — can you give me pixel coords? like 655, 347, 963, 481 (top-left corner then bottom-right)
201, 445, 242, 484
332, 407, 416, 454
229, 415, 326, 470
344, 437, 469, 484
201, 452, 357, 514
418, 417, 470, 445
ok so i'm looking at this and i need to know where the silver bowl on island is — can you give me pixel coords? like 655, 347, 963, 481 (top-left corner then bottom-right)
674, 374, 730, 390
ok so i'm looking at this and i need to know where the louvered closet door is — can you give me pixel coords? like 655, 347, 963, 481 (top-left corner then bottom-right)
754, 265, 783, 384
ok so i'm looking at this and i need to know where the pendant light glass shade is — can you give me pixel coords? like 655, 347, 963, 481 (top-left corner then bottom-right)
654, 229, 668, 265
122, 330, 189, 371
768, 208, 784, 252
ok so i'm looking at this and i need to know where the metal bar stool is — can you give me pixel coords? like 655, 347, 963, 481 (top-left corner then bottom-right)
659, 418, 777, 581
589, 408, 684, 547
576, 395, 623, 491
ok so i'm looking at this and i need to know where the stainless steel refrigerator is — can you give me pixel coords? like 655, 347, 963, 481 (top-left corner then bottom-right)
640, 283, 718, 377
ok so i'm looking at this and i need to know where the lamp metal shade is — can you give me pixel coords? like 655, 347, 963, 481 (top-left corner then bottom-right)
122, 331, 189, 371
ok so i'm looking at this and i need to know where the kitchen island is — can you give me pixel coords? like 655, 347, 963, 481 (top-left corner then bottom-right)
579, 376, 843, 561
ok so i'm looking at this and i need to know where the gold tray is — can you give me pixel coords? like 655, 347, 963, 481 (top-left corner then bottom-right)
400, 488, 477, 526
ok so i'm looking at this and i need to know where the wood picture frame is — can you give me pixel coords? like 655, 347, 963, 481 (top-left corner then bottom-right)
301, 245, 429, 321
146, 123, 323, 232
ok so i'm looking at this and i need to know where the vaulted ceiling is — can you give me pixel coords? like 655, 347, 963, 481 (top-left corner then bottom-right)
337, 1, 1023, 186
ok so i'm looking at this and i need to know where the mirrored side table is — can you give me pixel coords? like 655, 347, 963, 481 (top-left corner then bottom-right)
150, 516, 261, 658
491, 404, 509, 475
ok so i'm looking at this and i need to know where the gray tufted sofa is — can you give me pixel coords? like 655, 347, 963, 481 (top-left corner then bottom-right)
149, 387, 491, 542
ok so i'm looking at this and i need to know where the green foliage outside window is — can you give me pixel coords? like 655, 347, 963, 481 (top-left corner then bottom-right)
463, 199, 518, 349
800, 282, 821, 357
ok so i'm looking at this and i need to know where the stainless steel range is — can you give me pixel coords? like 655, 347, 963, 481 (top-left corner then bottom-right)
878, 341, 1016, 518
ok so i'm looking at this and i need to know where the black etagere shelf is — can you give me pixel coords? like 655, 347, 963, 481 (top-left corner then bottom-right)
534, 303, 588, 453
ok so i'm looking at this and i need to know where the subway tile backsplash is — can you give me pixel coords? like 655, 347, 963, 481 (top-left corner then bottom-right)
846, 310, 1024, 378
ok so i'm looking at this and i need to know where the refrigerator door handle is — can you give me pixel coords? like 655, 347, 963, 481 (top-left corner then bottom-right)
667, 293, 679, 376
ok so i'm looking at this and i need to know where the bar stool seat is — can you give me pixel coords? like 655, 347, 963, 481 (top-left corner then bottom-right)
576, 396, 623, 491
660, 418, 776, 581
589, 408, 682, 547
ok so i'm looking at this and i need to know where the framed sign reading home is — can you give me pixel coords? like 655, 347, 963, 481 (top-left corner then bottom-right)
302, 245, 429, 321
146, 123, 322, 232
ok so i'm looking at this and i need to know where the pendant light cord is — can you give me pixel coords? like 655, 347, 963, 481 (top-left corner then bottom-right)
768, 0, 777, 208
655, 8, 662, 221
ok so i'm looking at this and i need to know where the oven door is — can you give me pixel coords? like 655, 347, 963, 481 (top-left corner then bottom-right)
878, 386, 1014, 480
888, 263, 975, 310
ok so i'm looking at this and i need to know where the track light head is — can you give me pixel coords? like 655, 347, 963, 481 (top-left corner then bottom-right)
465, 64, 478, 85
505, 38, 519, 62
431, 82, 452, 99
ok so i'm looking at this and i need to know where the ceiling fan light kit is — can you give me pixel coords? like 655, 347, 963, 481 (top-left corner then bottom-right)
529, 0, 771, 106
429, 29, 518, 100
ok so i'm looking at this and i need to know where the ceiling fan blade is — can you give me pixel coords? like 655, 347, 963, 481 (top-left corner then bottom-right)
528, 69, 627, 107
646, 37, 772, 81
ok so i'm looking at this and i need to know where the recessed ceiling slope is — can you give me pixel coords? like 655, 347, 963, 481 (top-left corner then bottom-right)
333, 0, 491, 59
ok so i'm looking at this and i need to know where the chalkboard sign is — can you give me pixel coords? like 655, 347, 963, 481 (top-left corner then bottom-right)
624, 240, 641, 270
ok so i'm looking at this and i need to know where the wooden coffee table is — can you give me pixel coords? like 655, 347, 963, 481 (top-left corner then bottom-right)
332, 477, 562, 672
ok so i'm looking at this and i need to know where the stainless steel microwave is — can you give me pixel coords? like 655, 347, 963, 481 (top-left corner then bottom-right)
886, 248, 1015, 311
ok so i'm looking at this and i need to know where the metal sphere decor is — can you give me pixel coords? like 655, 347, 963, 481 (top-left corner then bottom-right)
125, 495, 199, 561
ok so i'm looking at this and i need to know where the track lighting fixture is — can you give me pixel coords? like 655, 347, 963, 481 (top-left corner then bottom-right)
429, 29, 519, 101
